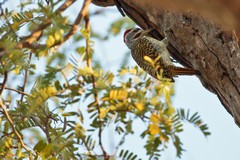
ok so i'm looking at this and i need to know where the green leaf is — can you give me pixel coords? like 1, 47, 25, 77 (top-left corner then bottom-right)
33, 140, 47, 153
173, 135, 184, 158
4, 121, 10, 133
177, 108, 211, 137
119, 149, 140, 160
76, 46, 86, 55
62, 112, 79, 117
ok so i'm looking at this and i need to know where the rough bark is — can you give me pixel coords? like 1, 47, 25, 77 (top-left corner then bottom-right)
92, 0, 240, 127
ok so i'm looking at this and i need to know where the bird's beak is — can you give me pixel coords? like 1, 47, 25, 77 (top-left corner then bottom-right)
141, 28, 154, 36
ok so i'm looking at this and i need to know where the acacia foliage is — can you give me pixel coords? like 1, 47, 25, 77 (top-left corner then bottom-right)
0, 0, 210, 159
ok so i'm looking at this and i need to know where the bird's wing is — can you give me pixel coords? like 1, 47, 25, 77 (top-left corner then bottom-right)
143, 37, 173, 66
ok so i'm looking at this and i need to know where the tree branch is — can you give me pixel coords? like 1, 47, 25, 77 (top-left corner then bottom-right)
91, 0, 115, 7
17, 0, 77, 50
64, 0, 92, 42
92, 0, 240, 127
19, 0, 92, 52
0, 103, 29, 152
5, 87, 30, 96
0, 72, 8, 95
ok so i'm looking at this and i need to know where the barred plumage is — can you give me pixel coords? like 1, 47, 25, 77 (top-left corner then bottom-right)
124, 28, 198, 82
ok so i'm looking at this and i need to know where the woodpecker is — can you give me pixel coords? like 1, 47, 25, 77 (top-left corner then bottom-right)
123, 28, 198, 81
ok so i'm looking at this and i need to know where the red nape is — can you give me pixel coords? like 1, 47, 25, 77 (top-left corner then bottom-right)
123, 29, 132, 42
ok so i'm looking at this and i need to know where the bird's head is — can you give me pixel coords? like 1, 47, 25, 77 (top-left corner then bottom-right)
123, 28, 153, 49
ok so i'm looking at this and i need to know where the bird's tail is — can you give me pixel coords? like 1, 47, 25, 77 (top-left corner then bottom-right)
171, 66, 200, 76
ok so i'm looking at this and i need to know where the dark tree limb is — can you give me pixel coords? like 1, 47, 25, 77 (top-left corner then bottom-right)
92, 0, 240, 127
92, 0, 115, 7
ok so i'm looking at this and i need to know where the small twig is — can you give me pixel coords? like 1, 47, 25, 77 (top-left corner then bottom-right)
0, 103, 29, 152
115, 131, 128, 153
55, 0, 76, 13
37, 106, 52, 144
0, 72, 8, 95
5, 87, 30, 96
20, 52, 32, 102
0, 0, 7, 16
44, 120, 52, 144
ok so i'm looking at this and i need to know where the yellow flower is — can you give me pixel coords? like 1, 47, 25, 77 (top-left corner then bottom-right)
150, 113, 159, 123
135, 102, 144, 111
149, 123, 160, 135
99, 108, 108, 119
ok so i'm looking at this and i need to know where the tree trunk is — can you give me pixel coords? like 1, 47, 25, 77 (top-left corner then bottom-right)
92, 0, 240, 127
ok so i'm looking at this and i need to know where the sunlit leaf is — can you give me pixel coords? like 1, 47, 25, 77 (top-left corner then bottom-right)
46, 35, 55, 47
